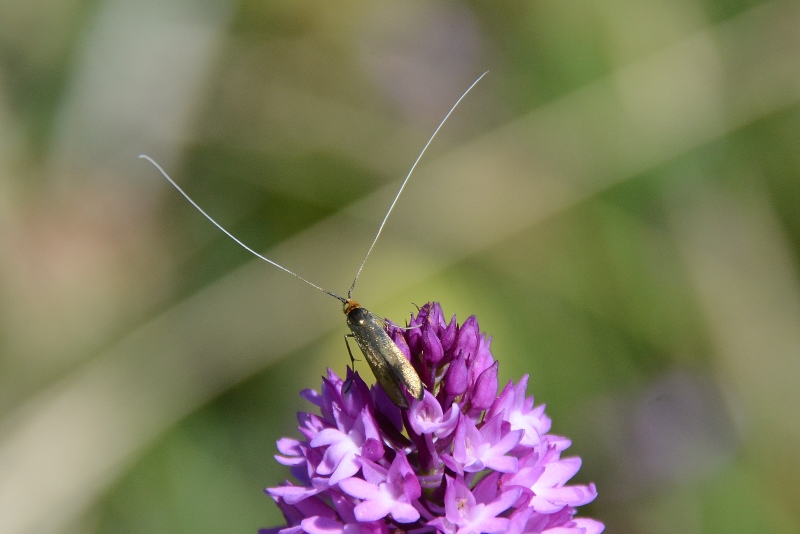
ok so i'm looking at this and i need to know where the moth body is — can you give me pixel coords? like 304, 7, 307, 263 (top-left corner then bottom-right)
344, 301, 423, 408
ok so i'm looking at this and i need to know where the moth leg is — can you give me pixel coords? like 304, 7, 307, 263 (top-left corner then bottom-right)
343, 334, 359, 395
375, 315, 420, 332
344, 334, 359, 366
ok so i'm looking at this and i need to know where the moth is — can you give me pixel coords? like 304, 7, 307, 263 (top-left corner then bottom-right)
141, 72, 486, 409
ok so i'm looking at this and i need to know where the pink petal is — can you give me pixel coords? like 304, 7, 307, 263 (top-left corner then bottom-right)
538, 457, 582, 487
387, 502, 420, 523
328, 455, 360, 485
311, 428, 344, 448
339, 477, 376, 500
267, 484, 320, 505
353, 499, 393, 522
300, 516, 344, 534
484, 455, 518, 473
573, 518, 605, 534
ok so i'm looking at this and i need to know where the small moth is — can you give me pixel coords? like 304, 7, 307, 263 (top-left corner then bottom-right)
141, 72, 486, 409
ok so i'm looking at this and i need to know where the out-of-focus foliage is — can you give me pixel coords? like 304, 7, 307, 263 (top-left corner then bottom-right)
1, 1, 799, 533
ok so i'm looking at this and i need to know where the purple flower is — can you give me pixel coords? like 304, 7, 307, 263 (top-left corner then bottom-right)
408, 390, 459, 437
443, 414, 522, 474
502, 449, 597, 514
339, 453, 421, 523
263, 303, 603, 534
310, 405, 385, 485
487, 375, 552, 448
428, 475, 521, 534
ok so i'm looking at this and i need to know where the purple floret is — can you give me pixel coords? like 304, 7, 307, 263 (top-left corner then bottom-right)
264, 303, 603, 534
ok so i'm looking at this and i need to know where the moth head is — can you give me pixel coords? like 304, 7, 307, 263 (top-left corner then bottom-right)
343, 299, 360, 315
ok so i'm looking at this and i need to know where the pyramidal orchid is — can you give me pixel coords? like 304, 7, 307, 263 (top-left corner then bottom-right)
262, 302, 603, 534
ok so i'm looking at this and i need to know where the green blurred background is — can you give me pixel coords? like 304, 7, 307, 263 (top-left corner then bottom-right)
2, 1, 800, 532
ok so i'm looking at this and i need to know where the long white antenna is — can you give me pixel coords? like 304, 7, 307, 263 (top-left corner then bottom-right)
346, 71, 488, 299
138, 155, 347, 303
140, 72, 487, 306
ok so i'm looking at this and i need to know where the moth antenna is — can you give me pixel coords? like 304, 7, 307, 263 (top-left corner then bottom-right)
347, 71, 488, 299
139, 154, 347, 303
